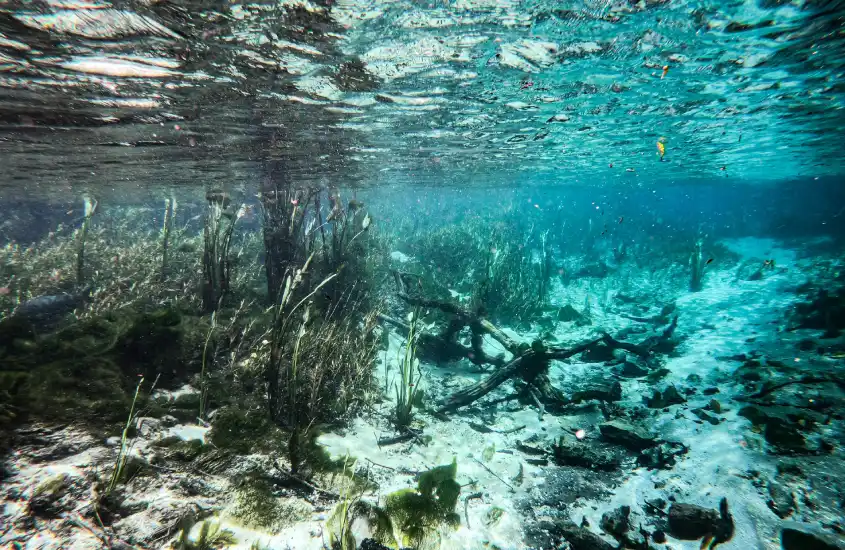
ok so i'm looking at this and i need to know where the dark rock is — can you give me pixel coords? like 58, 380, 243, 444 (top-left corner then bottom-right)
652, 530, 666, 543
764, 419, 808, 454
620, 527, 651, 550
555, 521, 616, 550
571, 381, 623, 403
709, 399, 722, 413
600, 505, 630, 538
781, 525, 845, 550
767, 481, 796, 519
797, 338, 817, 351
693, 408, 720, 425
646, 385, 686, 408
28, 473, 71, 517
667, 498, 734, 548
738, 405, 769, 425
600, 420, 657, 451
790, 288, 845, 338
776, 461, 803, 476
647, 368, 671, 382
687, 374, 702, 384
619, 361, 649, 378
739, 370, 764, 382
557, 304, 591, 326
703, 387, 720, 395
638, 441, 688, 470
553, 439, 624, 471
645, 498, 667, 513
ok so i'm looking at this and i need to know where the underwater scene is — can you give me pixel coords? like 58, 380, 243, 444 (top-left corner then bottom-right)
1, 1, 845, 549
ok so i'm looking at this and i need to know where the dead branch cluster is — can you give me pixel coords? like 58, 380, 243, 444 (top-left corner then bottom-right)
380, 271, 679, 415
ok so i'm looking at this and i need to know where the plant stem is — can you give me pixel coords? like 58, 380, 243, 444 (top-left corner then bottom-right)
107, 376, 144, 494
199, 312, 217, 420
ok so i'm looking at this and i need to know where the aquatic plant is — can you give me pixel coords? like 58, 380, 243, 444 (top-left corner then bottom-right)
319, 189, 379, 315
75, 196, 98, 285
199, 311, 217, 420
174, 520, 236, 550
327, 456, 363, 550
161, 196, 177, 279
0, 205, 206, 318
107, 374, 155, 495
324, 459, 461, 549
477, 226, 550, 322
265, 255, 379, 473
202, 190, 244, 313
403, 213, 550, 323
260, 185, 316, 299
689, 238, 707, 292
394, 308, 422, 430
383, 458, 461, 548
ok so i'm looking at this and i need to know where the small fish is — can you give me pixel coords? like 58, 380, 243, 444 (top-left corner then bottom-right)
361, 213, 371, 230
661, 65, 669, 79
618, 216, 624, 224
657, 139, 666, 160
706, 258, 714, 265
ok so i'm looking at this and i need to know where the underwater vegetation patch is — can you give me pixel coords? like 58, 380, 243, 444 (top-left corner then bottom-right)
384, 458, 462, 548
329, 458, 461, 549
229, 476, 310, 532
0, 306, 214, 432
207, 406, 287, 455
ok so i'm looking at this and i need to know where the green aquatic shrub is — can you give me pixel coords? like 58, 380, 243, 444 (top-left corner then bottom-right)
265, 256, 379, 473
383, 458, 461, 548
326, 459, 461, 549
401, 214, 551, 324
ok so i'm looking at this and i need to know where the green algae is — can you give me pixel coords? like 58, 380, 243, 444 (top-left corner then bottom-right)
207, 406, 286, 455
229, 477, 310, 533
381, 458, 461, 548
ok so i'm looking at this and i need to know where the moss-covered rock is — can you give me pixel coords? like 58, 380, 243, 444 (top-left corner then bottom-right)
119, 307, 187, 384
207, 406, 285, 454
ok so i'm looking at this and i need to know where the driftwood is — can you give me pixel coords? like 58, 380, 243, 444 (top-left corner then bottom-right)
436, 318, 680, 413
736, 374, 845, 401
436, 337, 604, 413
384, 272, 680, 415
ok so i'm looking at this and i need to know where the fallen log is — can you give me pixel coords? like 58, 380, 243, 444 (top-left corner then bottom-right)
436, 337, 605, 413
